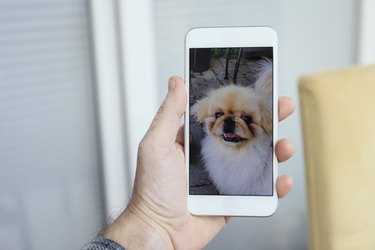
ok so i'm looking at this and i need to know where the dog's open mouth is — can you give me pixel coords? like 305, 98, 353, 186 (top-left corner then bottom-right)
222, 132, 243, 143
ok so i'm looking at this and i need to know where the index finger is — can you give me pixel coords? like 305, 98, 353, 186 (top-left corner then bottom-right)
279, 96, 295, 122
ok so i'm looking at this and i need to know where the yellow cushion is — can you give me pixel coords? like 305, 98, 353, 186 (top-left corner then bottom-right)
299, 65, 375, 250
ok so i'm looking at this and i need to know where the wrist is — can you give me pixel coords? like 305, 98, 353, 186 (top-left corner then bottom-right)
103, 204, 173, 250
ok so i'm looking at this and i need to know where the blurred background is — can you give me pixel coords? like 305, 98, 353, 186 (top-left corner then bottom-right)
0, 0, 374, 249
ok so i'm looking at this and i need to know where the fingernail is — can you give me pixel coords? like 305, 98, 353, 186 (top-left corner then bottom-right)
168, 78, 176, 91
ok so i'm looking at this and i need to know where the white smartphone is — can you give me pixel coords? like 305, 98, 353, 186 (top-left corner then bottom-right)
185, 27, 278, 216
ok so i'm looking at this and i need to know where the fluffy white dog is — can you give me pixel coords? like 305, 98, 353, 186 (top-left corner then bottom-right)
191, 59, 273, 195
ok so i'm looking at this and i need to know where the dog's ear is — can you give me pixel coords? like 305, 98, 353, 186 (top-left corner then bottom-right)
191, 97, 210, 123
254, 58, 273, 96
260, 102, 272, 134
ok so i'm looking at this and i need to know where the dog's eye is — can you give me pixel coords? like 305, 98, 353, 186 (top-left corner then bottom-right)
240, 115, 252, 124
215, 112, 224, 118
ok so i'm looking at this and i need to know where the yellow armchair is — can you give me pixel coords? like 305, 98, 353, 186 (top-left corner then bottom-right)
299, 65, 375, 250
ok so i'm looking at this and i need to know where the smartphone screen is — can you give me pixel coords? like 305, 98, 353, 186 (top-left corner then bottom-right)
189, 47, 273, 197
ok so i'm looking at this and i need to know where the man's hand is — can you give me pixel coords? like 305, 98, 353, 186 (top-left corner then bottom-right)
104, 76, 295, 250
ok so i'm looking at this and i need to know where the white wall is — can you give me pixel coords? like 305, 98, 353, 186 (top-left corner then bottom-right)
152, 1, 359, 249
359, 0, 375, 64
89, 0, 158, 217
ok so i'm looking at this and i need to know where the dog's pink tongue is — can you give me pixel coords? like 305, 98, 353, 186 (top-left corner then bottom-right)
224, 132, 237, 139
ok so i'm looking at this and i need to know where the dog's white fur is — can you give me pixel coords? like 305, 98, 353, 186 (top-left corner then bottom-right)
254, 58, 273, 96
192, 58, 273, 195
201, 128, 272, 195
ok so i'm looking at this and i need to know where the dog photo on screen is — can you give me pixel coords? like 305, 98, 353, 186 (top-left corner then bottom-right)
189, 48, 273, 196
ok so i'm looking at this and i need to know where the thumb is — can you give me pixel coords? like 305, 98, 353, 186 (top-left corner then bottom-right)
144, 76, 187, 144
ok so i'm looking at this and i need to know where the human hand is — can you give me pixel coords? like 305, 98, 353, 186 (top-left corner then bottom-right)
104, 76, 295, 250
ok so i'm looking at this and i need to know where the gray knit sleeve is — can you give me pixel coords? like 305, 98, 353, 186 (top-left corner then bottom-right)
82, 237, 126, 250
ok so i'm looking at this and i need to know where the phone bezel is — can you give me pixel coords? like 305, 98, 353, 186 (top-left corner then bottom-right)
185, 27, 278, 216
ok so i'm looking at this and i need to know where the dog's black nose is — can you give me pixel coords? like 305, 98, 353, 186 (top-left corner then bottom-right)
223, 117, 235, 132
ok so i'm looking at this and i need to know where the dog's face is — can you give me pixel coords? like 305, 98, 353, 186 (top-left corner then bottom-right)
191, 85, 272, 150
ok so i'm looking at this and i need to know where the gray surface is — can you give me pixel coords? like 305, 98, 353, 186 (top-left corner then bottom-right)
189, 121, 218, 195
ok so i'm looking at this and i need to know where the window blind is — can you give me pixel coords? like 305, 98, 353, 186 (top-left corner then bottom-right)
0, 1, 104, 249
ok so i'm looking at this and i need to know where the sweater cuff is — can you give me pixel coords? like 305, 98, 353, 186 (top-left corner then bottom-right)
82, 236, 126, 250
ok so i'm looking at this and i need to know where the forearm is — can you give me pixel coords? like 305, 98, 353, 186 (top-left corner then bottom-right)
103, 204, 174, 250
